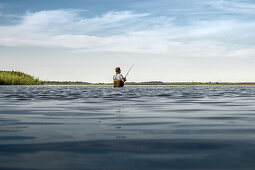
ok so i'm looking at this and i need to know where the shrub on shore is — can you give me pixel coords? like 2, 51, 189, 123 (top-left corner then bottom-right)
0, 71, 42, 85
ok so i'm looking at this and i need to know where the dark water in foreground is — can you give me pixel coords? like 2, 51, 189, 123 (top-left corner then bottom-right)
0, 85, 255, 170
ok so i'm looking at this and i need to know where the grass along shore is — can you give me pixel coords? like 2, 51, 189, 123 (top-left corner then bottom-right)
0, 71, 42, 85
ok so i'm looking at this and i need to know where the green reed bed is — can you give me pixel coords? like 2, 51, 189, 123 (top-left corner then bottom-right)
0, 71, 42, 85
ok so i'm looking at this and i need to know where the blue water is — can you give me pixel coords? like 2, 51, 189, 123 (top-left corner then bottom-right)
0, 85, 255, 169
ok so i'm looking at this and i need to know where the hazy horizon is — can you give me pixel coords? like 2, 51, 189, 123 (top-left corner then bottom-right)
1, 0, 255, 83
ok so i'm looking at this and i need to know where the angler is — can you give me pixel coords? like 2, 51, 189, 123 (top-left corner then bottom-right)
113, 67, 126, 87
113, 64, 134, 88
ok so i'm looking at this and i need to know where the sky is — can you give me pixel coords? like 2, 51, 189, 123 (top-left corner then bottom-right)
0, 0, 255, 83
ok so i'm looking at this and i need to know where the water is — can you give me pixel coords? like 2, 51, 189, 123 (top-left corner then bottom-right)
0, 85, 255, 169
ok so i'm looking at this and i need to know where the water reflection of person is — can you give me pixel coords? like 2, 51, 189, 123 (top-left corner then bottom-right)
113, 67, 126, 88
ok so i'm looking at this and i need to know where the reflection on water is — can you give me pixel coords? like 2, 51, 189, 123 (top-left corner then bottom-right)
0, 85, 255, 169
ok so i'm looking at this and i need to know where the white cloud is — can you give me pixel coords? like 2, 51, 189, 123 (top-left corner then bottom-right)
208, 0, 255, 14
0, 9, 254, 58
85, 11, 149, 24
16, 10, 149, 34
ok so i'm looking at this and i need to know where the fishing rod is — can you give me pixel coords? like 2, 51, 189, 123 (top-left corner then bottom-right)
125, 64, 134, 78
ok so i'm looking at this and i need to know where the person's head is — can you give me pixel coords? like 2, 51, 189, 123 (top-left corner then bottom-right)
115, 67, 121, 73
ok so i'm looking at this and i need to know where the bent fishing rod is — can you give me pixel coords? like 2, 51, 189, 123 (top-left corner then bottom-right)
125, 64, 134, 78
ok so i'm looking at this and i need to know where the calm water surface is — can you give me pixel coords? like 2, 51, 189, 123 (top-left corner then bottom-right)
0, 85, 255, 169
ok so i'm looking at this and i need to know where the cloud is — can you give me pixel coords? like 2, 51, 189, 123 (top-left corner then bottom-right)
0, 10, 153, 49
16, 10, 149, 34
208, 0, 255, 14
0, 8, 254, 58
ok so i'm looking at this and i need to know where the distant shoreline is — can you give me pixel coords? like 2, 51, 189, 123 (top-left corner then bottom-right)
43, 81, 255, 86
1, 71, 255, 85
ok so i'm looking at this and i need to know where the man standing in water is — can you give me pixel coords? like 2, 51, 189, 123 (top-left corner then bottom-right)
113, 67, 126, 87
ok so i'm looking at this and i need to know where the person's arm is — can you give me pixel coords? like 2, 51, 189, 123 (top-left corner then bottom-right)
120, 74, 126, 82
